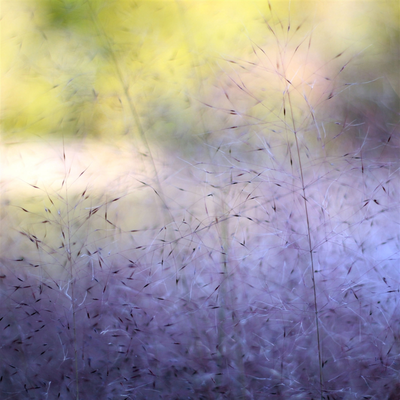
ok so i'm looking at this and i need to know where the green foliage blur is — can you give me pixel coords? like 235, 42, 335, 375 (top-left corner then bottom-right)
1, 0, 398, 150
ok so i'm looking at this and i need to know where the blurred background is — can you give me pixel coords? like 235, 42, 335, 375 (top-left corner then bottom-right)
2, 1, 398, 142
1, 0, 399, 260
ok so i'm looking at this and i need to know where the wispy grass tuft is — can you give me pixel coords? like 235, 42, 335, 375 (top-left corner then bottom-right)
1, 3, 399, 400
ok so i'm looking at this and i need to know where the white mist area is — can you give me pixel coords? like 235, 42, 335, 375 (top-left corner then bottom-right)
1, 138, 154, 196
1, 137, 156, 267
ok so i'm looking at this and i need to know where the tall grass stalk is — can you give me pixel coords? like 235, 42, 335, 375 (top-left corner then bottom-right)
86, 0, 176, 232
274, 18, 325, 394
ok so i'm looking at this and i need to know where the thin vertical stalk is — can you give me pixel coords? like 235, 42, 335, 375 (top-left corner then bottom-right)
85, 0, 176, 229
286, 90, 324, 397
62, 151, 80, 400
268, 10, 324, 393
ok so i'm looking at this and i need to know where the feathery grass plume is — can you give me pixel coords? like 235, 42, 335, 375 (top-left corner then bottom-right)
1, 1, 399, 399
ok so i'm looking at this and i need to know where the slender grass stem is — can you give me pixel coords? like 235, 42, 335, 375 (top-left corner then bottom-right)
287, 85, 324, 399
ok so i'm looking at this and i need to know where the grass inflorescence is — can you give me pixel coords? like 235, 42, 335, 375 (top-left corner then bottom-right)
1, 2, 399, 400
